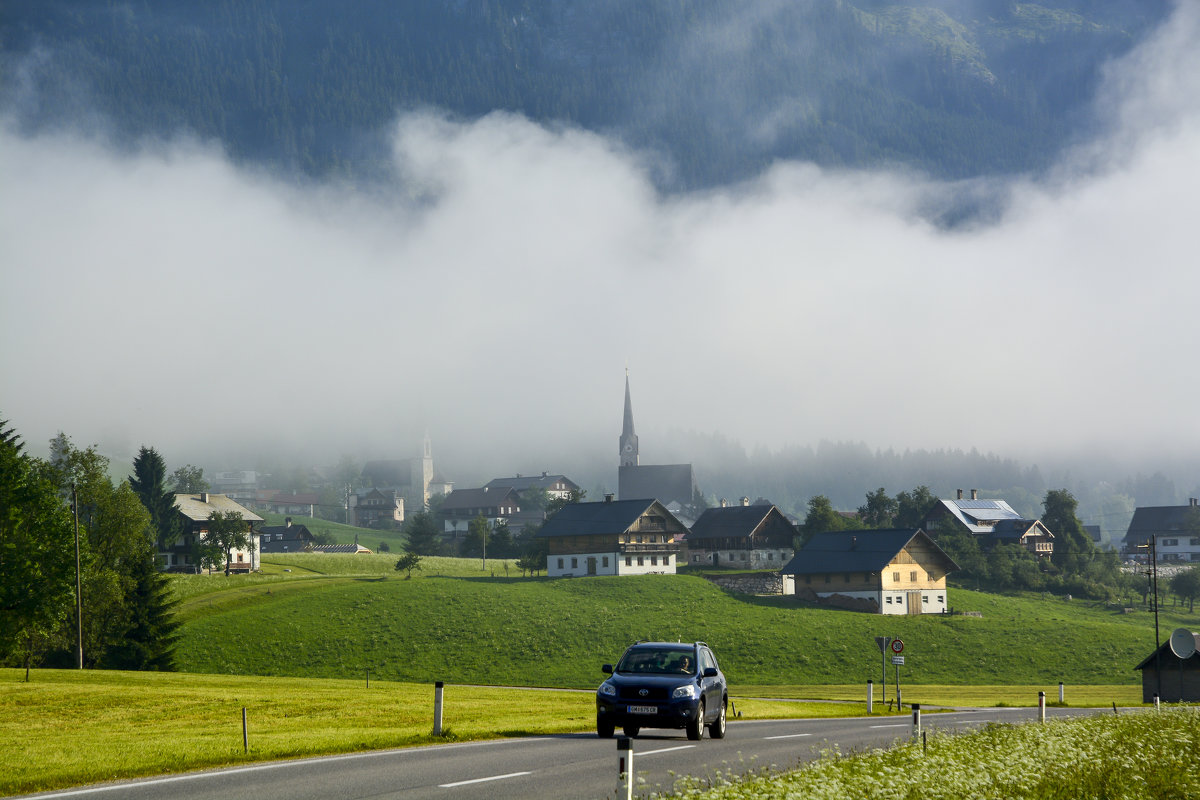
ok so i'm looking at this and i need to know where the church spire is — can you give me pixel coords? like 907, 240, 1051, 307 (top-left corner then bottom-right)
620, 370, 639, 467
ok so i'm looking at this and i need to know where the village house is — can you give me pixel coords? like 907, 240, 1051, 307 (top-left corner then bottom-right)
922, 490, 1054, 558
348, 487, 404, 528
536, 496, 687, 577
780, 528, 959, 615
256, 489, 319, 518
163, 492, 263, 573
685, 499, 796, 569
258, 517, 316, 553
1121, 499, 1200, 563
438, 486, 523, 543
483, 472, 581, 501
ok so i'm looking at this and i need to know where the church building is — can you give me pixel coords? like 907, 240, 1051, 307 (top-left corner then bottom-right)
617, 373, 701, 522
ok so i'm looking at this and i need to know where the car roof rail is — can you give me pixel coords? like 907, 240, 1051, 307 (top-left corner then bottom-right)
694, 641, 708, 648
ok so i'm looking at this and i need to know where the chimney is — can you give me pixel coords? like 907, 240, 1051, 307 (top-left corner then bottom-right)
285, 517, 292, 528
604, 493, 614, 503
740, 497, 750, 506
720, 498, 727, 508
957, 489, 963, 500
200, 492, 209, 503
1192, 498, 1198, 507
971, 489, 978, 500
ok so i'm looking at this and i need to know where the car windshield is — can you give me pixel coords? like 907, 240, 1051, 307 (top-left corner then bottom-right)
616, 647, 696, 675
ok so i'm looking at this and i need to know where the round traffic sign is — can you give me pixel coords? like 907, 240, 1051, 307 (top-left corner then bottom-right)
890, 639, 904, 654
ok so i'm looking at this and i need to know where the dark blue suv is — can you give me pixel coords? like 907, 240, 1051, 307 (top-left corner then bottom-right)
596, 641, 727, 740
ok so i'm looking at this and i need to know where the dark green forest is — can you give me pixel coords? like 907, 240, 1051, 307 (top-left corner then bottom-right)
0, 0, 1171, 191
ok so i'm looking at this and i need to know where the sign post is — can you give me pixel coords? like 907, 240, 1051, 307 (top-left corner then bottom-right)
890, 639, 905, 707
618, 737, 633, 800
874, 636, 892, 707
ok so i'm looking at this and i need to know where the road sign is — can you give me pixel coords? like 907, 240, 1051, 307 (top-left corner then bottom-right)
891, 655, 905, 665
890, 639, 904, 654
875, 636, 892, 654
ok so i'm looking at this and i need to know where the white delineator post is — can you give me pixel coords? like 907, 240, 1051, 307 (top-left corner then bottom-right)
433, 681, 444, 736
1038, 691, 1046, 723
1059, 682, 1064, 704
911, 703, 921, 737
618, 737, 633, 800
867, 680, 874, 715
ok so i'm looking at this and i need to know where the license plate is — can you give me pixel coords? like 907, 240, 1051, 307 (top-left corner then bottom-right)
627, 705, 657, 715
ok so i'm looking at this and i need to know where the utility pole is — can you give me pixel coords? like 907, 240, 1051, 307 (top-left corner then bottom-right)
1140, 536, 1161, 699
72, 482, 82, 669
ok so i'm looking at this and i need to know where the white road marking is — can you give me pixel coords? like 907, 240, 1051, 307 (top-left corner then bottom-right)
763, 733, 813, 740
869, 724, 909, 729
439, 771, 532, 788
637, 745, 697, 756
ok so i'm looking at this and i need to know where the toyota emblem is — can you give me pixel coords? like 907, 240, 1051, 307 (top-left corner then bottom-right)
639, 689, 649, 697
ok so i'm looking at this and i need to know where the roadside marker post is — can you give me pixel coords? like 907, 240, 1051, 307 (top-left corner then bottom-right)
617, 737, 633, 800
867, 680, 874, 715
1154, 693, 1161, 711
242, 707, 249, 753
911, 703, 921, 738
433, 681, 445, 736
1038, 691, 1045, 723
1059, 682, 1064, 704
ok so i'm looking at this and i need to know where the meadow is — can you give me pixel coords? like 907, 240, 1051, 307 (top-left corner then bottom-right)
0, 668, 883, 796
173, 556, 1186, 689
660, 706, 1200, 800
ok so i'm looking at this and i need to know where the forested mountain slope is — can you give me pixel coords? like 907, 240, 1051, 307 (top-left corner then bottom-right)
0, 0, 1170, 189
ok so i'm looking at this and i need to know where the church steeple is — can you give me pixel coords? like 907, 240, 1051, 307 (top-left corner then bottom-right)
620, 370, 639, 467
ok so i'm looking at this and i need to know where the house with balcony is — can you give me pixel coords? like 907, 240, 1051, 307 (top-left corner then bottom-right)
349, 488, 404, 528
780, 529, 959, 615
438, 486, 522, 543
536, 496, 687, 577
922, 490, 1054, 559
685, 499, 796, 569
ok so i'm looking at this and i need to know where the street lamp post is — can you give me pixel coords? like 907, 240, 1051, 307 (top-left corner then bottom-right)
1138, 536, 1161, 699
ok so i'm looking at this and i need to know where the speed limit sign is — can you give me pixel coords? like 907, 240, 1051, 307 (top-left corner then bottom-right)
890, 639, 904, 654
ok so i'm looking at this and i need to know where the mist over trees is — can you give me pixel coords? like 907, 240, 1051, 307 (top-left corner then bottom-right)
0, 1, 1171, 194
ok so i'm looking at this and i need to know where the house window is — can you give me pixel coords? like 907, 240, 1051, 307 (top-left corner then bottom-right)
893, 571, 900, 583
922, 595, 928, 603
651, 556, 657, 566
768, 553, 774, 560
1191, 538, 1200, 546
1163, 539, 1178, 546
909, 571, 917, 582
886, 596, 892, 604
557, 558, 564, 569
626, 556, 632, 566
637, 556, 644, 566
741, 552, 747, 560
602, 556, 609, 567
571, 557, 578, 569
663, 555, 670, 565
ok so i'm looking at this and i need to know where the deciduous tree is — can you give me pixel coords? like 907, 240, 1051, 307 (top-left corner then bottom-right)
205, 510, 250, 575
858, 487, 898, 528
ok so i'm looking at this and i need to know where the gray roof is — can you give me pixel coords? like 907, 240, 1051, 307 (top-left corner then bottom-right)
309, 544, 372, 554
1122, 505, 1200, 547
535, 499, 686, 538
441, 486, 521, 512
484, 474, 581, 493
780, 529, 958, 575
687, 505, 794, 541
618, 463, 697, 507
173, 493, 263, 523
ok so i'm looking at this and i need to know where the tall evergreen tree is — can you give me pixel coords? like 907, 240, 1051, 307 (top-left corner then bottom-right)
130, 446, 182, 553
403, 511, 442, 556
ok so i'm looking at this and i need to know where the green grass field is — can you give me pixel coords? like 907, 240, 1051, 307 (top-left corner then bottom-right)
0, 669, 897, 796
174, 563, 1184, 689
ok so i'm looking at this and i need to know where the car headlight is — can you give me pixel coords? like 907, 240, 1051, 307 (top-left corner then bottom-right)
672, 684, 697, 699
599, 682, 616, 697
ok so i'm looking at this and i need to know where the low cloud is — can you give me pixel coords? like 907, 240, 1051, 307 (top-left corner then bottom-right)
2, 5, 1198, 478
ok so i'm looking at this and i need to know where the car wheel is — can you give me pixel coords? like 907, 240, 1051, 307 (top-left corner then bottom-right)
709, 700, 727, 739
686, 700, 705, 741
623, 725, 640, 738
597, 716, 615, 738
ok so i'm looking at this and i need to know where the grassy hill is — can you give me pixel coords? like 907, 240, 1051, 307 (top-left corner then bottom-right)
175, 557, 1190, 688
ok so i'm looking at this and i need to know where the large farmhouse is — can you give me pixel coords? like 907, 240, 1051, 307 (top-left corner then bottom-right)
163, 492, 263, 573
686, 500, 796, 569
1121, 499, 1200, 563
923, 491, 1053, 558
781, 529, 958, 615
535, 497, 687, 577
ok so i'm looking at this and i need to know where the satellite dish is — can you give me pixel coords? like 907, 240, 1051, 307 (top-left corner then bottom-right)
1169, 628, 1197, 659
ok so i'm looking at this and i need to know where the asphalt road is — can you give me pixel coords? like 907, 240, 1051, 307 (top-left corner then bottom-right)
21, 706, 1123, 800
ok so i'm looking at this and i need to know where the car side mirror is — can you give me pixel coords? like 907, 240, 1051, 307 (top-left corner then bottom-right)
602, 664, 613, 674
703, 667, 718, 678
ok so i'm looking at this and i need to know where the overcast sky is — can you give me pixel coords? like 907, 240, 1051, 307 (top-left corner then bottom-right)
2, 5, 1198, 479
